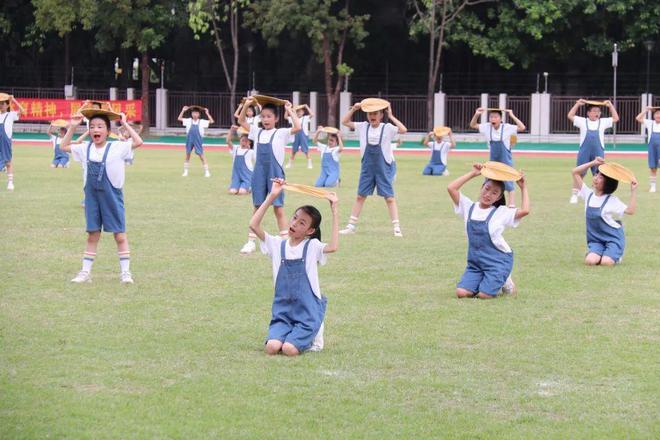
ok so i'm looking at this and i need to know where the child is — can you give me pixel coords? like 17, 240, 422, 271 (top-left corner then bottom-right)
0, 93, 26, 191
237, 96, 301, 255
178, 105, 214, 177
422, 128, 455, 176
234, 101, 261, 129
249, 178, 339, 356
635, 106, 660, 192
286, 104, 314, 169
227, 125, 254, 195
469, 107, 526, 207
447, 164, 530, 299
340, 100, 407, 237
59, 109, 144, 284
313, 126, 343, 188
572, 157, 637, 266
48, 121, 70, 168
567, 99, 619, 203
118, 122, 143, 165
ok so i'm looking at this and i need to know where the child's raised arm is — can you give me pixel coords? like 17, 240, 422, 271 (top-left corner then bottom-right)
624, 181, 638, 215
605, 100, 619, 123
635, 107, 651, 123
47, 124, 55, 137
237, 97, 255, 132
11, 96, 25, 116
285, 101, 301, 134
386, 104, 407, 134
120, 113, 144, 149
342, 103, 360, 130
313, 126, 323, 145
514, 174, 530, 220
227, 125, 237, 150
323, 192, 339, 254
507, 109, 526, 132
423, 132, 432, 147
469, 108, 484, 129
448, 164, 482, 205
233, 103, 243, 120
59, 115, 84, 152
205, 107, 215, 125
567, 99, 584, 123
249, 179, 285, 241
177, 106, 188, 122
304, 104, 314, 117
448, 130, 456, 148
572, 156, 603, 189
337, 132, 344, 153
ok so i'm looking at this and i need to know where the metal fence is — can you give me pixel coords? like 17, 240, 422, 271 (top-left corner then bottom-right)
550, 95, 641, 134
445, 95, 481, 132
507, 96, 531, 133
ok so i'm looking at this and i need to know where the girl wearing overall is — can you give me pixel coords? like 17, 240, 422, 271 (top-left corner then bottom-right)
422, 128, 455, 176
313, 126, 343, 188
48, 123, 70, 168
339, 101, 407, 237
178, 105, 214, 177
60, 110, 144, 284
286, 104, 314, 169
572, 157, 637, 266
448, 164, 530, 299
234, 102, 261, 130
0, 94, 26, 191
237, 97, 301, 255
635, 106, 660, 192
227, 125, 254, 195
469, 108, 526, 207
249, 178, 339, 356
567, 99, 619, 203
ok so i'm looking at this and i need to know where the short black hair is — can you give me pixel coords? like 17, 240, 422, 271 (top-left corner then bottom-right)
586, 104, 600, 112
653, 109, 660, 117
328, 133, 339, 143
600, 172, 619, 194
89, 114, 111, 130
261, 103, 278, 114
489, 110, 503, 117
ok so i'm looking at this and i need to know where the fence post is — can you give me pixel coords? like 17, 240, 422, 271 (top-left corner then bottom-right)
434, 92, 446, 127
541, 93, 551, 136
292, 91, 300, 107
127, 88, 135, 100
309, 91, 318, 132
340, 91, 352, 134
109, 87, 118, 101
480, 93, 488, 124
156, 88, 167, 130
499, 93, 507, 122
641, 93, 652, 136
530, 93, 541, 136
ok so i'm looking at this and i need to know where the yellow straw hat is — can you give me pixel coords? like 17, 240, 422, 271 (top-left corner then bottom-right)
293, 104, 309, 114
321, 127, 339, 134
584, 100, 606, 106
598, 162, 636, 184
236, 127, 249, 136
80, 108, 122, 121
433, 126, 451, 137
283, 182, 331, 199
51, 119, 68, 128
360, 98, 389, 113
253, 95, 287, 106
481, 161, 523, 182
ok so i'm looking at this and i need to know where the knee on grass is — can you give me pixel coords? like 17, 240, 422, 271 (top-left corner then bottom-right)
600, 256, 616, 266
238, 188, 248, 195
585, 253, 602, 266
265, 339, 283, 355
228, 188, 238, 195
456, 288, 475, 298
281, 342, 300, 357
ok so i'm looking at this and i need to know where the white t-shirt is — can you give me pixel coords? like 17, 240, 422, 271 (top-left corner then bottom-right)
50, 135, 64, 150
355, 122, 399, 164
454, 193, 519, 253
71, 141, 133, 189
288, 115, 311, 136
579, 183, 626, 229
248, 126, 293, 167
573, 116, 613, 147
260, 233, 328, 299
231, 145, 255, 171
478, 123, 518, 150
317, 142, 340, 162
182, 118, 210, 137
247, 115, 261, 129
0, 111, 19, 138
642, 119, 660, 143
427, 141, 451, 164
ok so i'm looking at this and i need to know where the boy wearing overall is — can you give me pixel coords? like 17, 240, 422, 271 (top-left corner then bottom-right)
286, 104, 314, 169
313, 126, 343, 188
249, 178, 339, 356
635, 106, 660, 192
470, 108, 526, 207
567, 99, 619, 203
59, 110, 143, 283
238, 97, 301, 255
572, 157, 637, 266
178, 105, 214, 177
339, 101, 407, 237
48, 123, 70, 168
227, 125, 254, 195
422, 128, 455, 176
447, 164, 530, 299
0, 93, 26, 191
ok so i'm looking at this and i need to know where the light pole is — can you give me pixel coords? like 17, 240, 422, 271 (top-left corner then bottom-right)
247, 42, 255, 93
645, 40, 655, 95
543, 72, 548, 93
612, 43, 618, 148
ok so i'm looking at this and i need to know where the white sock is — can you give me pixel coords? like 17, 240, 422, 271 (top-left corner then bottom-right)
392, 220, 401, 232
7, 173, 13, 182
346, 216, 358, 229
203, 164, 209, 170
248, 232, 256, 242
650, 176, 656, 186
184, 162, 189, 169
82, 252, 95, 273
118, 251, 130, 272
572, 188, 579, 195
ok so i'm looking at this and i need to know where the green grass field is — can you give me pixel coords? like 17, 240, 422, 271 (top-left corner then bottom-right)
1, 145, 659, 439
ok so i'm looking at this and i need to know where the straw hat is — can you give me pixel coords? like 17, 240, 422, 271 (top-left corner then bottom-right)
79, 101, 112, 112
584, 100, 606, 106
433, 126, 451, 137
598, 162, 636, 184
481, 161, 523, 182
321, 127, 339, 134
293, 104, 309, 114
80, 108, 122, 121
187, 105, 205, 113
360, 98, 389, 113
486, 108, 507, 112
51, 119, 68, 128
510, 134, 518, 147
0, 93, 12, 101
253, 95, 287, 106
236, 127, 249, 136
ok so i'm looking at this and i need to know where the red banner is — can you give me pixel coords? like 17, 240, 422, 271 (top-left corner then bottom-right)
12, 99, 142, 122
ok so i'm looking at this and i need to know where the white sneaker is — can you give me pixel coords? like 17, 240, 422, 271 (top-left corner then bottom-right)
501, 276, 517, 296
650, 185, 656, 193
204, 170, 211, 178
7, 181, 14, 191
569, 194, 578, 204
120, 271, 134, 284
71, 271, 91, 283
285, 162, 292, 169
308, 323, 324, 352
393, 228, 403, 237
240, 240, 256, 255
339, 225, 356, 235
182, 170, 189, 177
307, 162, 313, 169
442, 170, 450, 176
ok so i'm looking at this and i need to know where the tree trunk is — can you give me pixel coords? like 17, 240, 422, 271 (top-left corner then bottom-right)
64, 33, 71, 85
230, 2, 239, 117
322, 36, 336, 126
141, 51, 150, 136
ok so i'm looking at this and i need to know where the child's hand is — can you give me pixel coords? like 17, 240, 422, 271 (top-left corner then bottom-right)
351, 103, 361, 112
120, 112, 127, 125
604, 100, 613, 107
517, 172, 526, 188
594, 156, 605, 165
270, 178, 285, 196
472, 163, 483, 175
577, 99, 586, 105
386, 104, 393, 115
284, 101, 293, 111
476, 107, 485, 114
182, 105, 189, 111
631, 180, 638, 191
326, 191, 339, 205
70, 114, 84, 127
230, 124, 239, 130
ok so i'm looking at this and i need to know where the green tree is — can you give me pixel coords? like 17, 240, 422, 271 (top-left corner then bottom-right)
246, 0, 368, 125
188, 0, 250, 111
